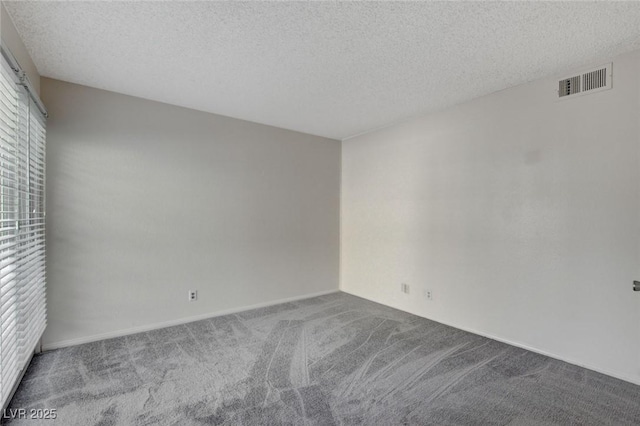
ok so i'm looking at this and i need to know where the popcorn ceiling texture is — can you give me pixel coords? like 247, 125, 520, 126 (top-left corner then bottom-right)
4, 1, 640, 139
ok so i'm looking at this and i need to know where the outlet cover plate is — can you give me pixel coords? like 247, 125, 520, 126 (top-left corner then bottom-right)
425, 289, 433, 301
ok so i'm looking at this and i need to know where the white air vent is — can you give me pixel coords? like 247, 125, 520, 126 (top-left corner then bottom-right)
559, 75, 580, 97
583, 67, 608, 91
557, 63, 612, 99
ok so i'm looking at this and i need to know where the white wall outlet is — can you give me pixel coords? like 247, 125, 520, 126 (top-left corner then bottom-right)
188, 290, 197, 301
401, 283, 410, 294
425, 289, 433, 301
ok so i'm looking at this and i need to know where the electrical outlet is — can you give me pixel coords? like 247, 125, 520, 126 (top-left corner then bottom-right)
188, 290, 197, 301
401, 283, 410, 294
425, 289, 433, 301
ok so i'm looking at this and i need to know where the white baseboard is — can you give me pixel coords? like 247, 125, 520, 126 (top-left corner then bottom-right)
340, 288, 640, 387
42, 289, 339, 351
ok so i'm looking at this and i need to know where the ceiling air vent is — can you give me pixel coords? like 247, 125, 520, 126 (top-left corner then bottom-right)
557, 63, 612, 99
583, 67, 607, 91
559, 76, 580, 97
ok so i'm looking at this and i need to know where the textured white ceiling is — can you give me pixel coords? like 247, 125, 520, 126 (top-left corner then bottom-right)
5, 1, 640, 140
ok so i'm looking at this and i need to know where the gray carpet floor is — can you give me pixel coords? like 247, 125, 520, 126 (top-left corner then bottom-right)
5, 292, 640, 425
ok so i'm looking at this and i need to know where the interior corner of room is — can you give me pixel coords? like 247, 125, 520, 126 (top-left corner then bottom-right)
1, 1, 639, 424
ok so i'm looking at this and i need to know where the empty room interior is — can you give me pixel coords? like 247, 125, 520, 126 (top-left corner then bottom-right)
1, 1, 640, 424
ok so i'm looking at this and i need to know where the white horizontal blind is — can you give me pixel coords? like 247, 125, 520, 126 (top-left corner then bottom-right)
0, 61, 20, 410
16, 95, 46, 369
0, 57, 46, 409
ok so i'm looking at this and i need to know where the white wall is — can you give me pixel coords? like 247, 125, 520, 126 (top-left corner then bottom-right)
42, 78, 340, 349
342, 50, 640, 384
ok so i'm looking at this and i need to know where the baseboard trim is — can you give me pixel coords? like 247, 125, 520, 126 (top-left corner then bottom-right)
340, 289, 640, 387
42, 289, 339, 351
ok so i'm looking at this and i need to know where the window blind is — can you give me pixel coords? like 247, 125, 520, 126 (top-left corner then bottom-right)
0, 54, 46, 409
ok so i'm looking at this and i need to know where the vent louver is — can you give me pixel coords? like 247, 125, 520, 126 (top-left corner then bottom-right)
557, 63, 612, 99
559, 76, 580, 97
583, 68, 607, 91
